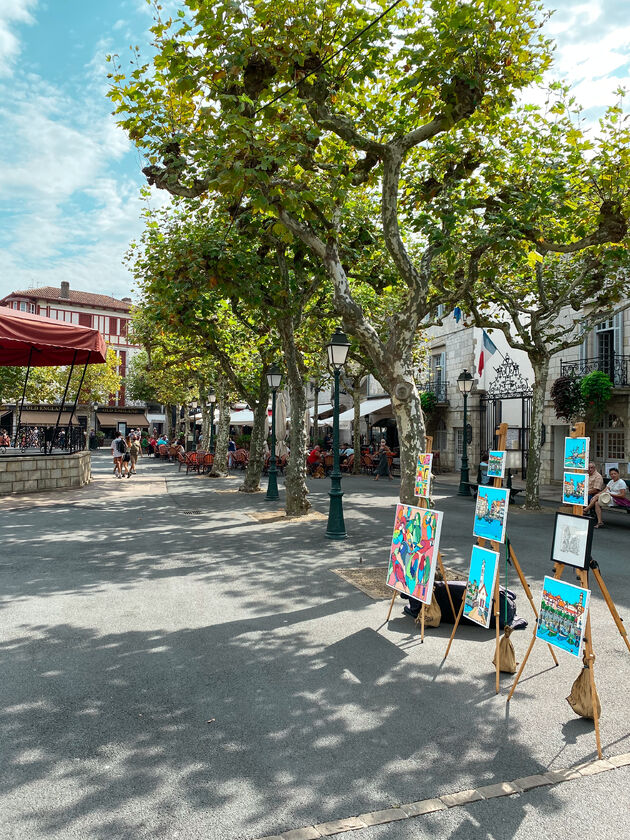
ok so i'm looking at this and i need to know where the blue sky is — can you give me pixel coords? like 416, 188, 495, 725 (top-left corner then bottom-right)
0, 1, 628, 302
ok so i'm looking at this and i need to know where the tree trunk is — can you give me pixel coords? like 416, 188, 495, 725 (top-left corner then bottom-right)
201, 402, 211, 449
352, 386, 361, 474
313, 387, 319, 446
240, 372, 269, 493
278, 316, 310, 516
391, 385, 426, 504
210, 378, 230, 476
165, 403, 175, 440
525, 357, 550, 510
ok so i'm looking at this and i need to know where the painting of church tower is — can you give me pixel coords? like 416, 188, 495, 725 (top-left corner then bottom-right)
463, 545, 499, 628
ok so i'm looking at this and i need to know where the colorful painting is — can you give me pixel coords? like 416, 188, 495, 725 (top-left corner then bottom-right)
536, 576, 590, 658
564, 437, 589, 471
487, 450, 506, 479
563, 471, 588, 507
414, 453, 433, 498
463, 545, 499, 628
551, 512, 593, 570
473, 486, 510, 544
386, 503, 444, 604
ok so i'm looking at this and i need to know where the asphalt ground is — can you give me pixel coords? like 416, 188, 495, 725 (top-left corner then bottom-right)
1, 452, 629, 840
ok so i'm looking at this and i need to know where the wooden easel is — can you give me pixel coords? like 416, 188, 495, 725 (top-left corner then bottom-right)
506, 423, 604, 756
385, 436, 457, 639
507, 423, 629, 759
443, 424, 559, 694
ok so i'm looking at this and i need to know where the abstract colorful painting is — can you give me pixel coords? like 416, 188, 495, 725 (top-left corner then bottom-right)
536, 576, 590, 658
463, 545, 499, 628
564, 437, 589, 471
386, 503, 444, 604
487, 450, 506, 479
473, 486, 510, 544
414, 453, 433, 498
563, 472, 588, 507
551, 512, 593, 570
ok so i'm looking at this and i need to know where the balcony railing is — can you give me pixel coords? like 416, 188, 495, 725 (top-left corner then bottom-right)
560, 355, 630, 387
419, 379, 448, 404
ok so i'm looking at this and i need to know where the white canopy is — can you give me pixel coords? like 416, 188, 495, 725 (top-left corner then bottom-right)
230, 409, 255, 425
336, 397, 391, 424
309, 402, 333, 417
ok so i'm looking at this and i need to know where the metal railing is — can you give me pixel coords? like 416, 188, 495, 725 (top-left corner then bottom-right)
560, 355, 630, 387
5, 425, 87, 455
419, 379, 448, 404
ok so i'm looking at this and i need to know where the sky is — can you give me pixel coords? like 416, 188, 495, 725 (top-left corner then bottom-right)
0, 0, 629, 303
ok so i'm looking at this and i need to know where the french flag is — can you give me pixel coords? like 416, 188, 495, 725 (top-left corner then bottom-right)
478, 330, 498, 376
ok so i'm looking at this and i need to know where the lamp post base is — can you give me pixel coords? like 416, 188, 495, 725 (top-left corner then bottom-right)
266, 467, 279, 501
326, 485, 346, 539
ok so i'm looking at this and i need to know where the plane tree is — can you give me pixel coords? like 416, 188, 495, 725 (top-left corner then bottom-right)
109, 0, 552, 502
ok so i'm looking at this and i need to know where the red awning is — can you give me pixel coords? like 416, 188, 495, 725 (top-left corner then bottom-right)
0, 307, 107, 366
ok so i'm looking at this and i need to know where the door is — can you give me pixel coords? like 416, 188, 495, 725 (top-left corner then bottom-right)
455, 427, 463, 471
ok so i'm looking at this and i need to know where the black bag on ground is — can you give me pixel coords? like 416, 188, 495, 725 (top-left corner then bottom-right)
433, 581, 527, 630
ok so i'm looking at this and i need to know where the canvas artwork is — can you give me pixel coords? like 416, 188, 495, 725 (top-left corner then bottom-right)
487, 450, 506, 479
473, 486, 510, 544
563, 472, 588, 507
551, 512, 593, 570
387, 503, 444, 604
564, 437, 589, 471
536, 576, 590, 658
414, 453, 433, 498
463, 545, 500, 628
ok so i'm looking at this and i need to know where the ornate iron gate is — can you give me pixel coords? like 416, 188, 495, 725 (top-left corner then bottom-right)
479, 355, 533, 479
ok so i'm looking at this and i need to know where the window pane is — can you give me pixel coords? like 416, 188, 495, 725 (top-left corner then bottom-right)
607, 432, 625, 460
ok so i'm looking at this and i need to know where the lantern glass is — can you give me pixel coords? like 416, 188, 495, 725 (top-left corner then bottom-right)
266, 363, 283, 391
457, 369, 474, 395
326, 328, 351, 369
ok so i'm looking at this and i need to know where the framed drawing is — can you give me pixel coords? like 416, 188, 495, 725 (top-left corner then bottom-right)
487, 450, 506, 479
414, 453, 433, 499
386, 503, 444, 605
536, 576, 590, 659
550, 512, 593, 570
562, 472, 588, 507
564, 437, 589, 471
473, 486, 510, 544
463, 545, 500, 628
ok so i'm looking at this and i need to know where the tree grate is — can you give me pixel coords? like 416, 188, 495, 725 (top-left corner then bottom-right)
182, 510, 202, 515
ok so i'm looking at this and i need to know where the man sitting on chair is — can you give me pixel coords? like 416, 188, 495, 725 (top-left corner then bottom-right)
584, 467, 630, 528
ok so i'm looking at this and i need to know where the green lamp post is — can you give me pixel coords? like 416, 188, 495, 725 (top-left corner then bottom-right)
457, 369, 474, 496
326, 327, 351, 540
266, 363, 283, 501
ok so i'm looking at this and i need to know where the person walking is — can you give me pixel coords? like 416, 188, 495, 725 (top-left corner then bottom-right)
129, 435, 141, 475
374, 440, 393, 481
111, 431, 125, 478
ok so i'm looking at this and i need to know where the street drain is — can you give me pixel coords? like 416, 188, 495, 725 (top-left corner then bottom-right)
182, 509, 202, 515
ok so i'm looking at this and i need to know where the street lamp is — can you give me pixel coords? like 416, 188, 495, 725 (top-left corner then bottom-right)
207, 391, 216, 454
457, 369, 474, 496
326, 327, 351, 539
266, 364, 283, 501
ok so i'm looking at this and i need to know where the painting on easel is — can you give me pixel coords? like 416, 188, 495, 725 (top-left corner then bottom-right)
535, 576, 590, 658
414, 453, 433, 498
386, 503, 444, 604
473, 486, 510, 544
564, 437, 589, 471
487, 450, 506, 479
463, 545, 499, 628
562, 471, 588, 507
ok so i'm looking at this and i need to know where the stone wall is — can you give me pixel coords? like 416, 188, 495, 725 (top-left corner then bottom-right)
0, 451, 91, 495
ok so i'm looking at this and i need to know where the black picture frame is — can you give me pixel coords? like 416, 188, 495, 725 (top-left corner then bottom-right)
550, 512, 594, 570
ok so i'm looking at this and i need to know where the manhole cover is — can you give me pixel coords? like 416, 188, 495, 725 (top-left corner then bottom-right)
182, 510, 202, 515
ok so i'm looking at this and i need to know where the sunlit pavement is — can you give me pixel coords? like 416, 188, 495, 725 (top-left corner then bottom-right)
1, 452, 628, 840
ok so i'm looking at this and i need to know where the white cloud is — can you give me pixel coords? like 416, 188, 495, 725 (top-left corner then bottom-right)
0, 0, 37, 76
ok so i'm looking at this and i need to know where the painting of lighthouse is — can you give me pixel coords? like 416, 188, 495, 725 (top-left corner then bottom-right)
463, 545, 500, 628
535, 576, 590, 658
473, 486, 510, 544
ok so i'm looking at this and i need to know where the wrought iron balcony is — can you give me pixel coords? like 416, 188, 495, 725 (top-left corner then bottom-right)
419, 379, 448, 404
560, 355, 630, 387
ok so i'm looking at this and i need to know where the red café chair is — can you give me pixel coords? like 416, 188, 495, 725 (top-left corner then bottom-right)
202, 452, 214, 472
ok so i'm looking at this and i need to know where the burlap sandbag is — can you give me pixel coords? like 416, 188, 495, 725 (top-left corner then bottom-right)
492, 625, 517, 673
567, 654, 602, 719
415, 593, 442, 628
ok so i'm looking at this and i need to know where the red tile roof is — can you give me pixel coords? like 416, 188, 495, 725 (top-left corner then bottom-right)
2, 287, 132, 312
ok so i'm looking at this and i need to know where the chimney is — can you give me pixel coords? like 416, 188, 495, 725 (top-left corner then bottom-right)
60, 281, 70, 299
